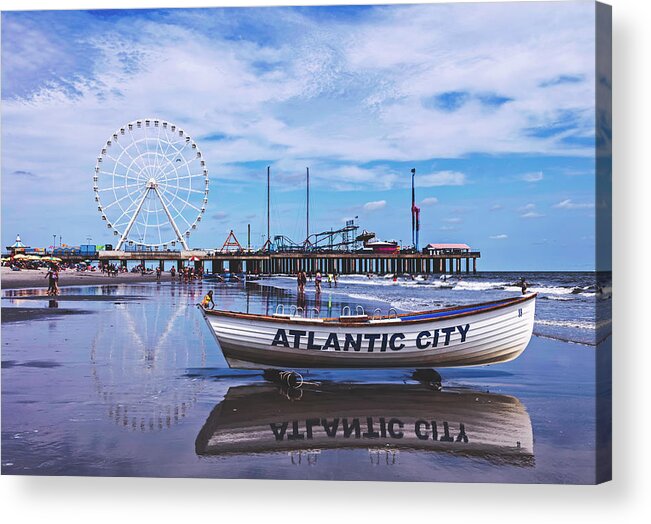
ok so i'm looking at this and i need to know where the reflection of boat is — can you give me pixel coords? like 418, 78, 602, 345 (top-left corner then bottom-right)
195, 383, 534, 466
199, 294, 536, 369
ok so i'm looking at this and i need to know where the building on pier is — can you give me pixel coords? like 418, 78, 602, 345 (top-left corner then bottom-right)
423, 243, 471, 255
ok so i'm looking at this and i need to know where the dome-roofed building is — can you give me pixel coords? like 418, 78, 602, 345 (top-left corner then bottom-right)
6, 234, 29, 255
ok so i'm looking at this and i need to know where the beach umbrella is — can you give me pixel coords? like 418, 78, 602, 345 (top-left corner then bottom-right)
50, 257, 62, 262
188, 256, 200, 262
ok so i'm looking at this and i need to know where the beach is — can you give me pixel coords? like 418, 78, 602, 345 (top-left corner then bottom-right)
0, 275, 610, 483
1, 266, 173, 290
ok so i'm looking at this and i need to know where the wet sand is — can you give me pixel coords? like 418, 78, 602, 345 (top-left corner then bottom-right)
1, 266, 171, 290
0, 280, 610, 483
1, 307, 94, 323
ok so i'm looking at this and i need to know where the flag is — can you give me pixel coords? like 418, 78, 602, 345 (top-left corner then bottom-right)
412, 204, 421, 230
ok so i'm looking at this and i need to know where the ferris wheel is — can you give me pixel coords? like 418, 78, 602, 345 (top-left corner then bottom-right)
93, 118, 209, 250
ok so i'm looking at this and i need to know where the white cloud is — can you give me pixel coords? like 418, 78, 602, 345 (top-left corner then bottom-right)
2, 1, 595, 196
553, 199, 595, 209
363, 200, 387, 212
444, 217, 462, 223
521, 211, 544, 219
520, 171, 544, 182
518, 203, 544, 218
490, 204, 503, 211
0, 3, 597, 247
420, 197, 439, 206
489, 234, 508, 240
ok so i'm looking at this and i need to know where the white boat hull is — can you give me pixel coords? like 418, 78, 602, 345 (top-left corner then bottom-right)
201, 294, 536, 369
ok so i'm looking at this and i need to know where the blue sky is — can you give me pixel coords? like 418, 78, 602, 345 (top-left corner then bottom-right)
1, 2, 602, 270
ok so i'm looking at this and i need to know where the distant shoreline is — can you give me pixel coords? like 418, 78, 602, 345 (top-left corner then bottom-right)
1, 266, 605, 292
0, 266, 169, 290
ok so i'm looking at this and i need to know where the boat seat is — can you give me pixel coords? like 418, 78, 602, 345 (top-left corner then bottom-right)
339, 314, 368, 322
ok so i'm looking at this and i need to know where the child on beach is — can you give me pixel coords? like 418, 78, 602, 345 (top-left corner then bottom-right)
315, 270, 322, 293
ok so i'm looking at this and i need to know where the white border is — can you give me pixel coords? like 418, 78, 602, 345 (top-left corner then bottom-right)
2, 0, 650, 522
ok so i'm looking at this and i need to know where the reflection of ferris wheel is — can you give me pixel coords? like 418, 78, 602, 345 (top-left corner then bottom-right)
90, 293, 208, 432
93, 118, 209, 250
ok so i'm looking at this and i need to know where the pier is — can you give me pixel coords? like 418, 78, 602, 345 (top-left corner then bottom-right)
91, 250, 480, 275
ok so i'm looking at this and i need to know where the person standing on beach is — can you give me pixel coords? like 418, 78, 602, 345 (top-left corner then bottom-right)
155, 266, 161, 283
45, 265, 56, 295
327, 273, 332, 288
170, 266, 176, 279
50, 265, 60, 295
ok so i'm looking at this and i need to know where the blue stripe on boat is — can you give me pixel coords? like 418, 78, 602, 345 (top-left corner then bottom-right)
400, 301, 508, 321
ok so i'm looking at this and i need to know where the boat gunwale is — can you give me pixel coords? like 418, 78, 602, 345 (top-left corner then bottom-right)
202, 292, 537, 327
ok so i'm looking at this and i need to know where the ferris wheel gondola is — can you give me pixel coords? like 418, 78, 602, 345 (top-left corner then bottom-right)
93, 118, 209, 250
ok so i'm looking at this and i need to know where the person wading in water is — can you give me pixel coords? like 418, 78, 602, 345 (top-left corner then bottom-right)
297, 270, 307, 294
315, 270, 322, 293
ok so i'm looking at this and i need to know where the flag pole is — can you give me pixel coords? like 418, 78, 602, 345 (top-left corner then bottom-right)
411, 168, 416, 248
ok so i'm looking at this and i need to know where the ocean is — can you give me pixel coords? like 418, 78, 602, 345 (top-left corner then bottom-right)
0, 272, 610, 482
